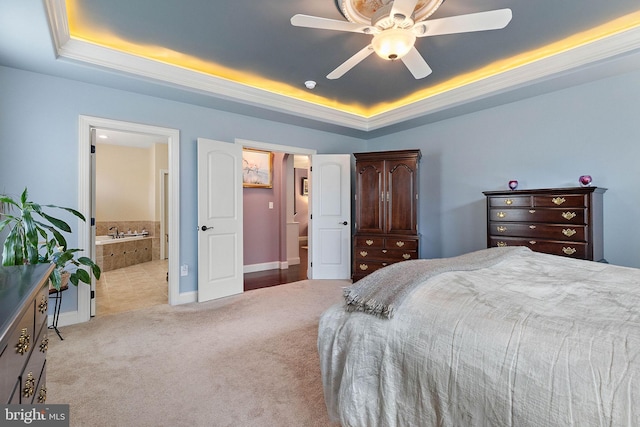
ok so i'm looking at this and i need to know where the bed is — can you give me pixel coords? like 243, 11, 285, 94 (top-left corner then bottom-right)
318, 247, 639, 426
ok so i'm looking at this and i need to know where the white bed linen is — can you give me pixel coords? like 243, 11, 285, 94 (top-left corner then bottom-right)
319, 249, 640, 426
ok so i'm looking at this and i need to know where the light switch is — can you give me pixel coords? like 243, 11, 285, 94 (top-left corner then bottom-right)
269, 202, 274, 209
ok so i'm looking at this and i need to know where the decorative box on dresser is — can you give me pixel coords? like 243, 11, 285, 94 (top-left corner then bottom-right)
483, 187, 606, 261
0, 263, 53, 404
353, 150, 421, 281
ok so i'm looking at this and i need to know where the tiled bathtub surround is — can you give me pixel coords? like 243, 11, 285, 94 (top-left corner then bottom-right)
95, 221, 162, 271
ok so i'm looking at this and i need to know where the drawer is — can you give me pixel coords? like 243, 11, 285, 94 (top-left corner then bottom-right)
489, 237, 587, 259
489, 208, 586, 224
355, 248, 418, 262
533, 194, 586, 208
489, 222, 586, 241
354, 260, 391, 275
20, 322, 47, 404
385, 238, 418, 250
488, 196, 531, 207
355, 236, 384, 248
0, 305, 35, 403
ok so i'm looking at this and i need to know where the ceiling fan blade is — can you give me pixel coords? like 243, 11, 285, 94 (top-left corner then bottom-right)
390, 0, 420, 21
291, 14, 371, 33
415, 8, 512, 37
401, 47, 432, 79
327, 45, 374, 80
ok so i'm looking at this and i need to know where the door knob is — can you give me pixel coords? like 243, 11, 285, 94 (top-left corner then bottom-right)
201, 225, 212, 231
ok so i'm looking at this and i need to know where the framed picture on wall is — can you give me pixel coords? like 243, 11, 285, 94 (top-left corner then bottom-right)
302, 177, 309, 195
242, 148, 273, 188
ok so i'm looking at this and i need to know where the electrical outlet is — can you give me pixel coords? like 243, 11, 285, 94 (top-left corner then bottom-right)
180, 264, 188, 276
268, 201, 274, 209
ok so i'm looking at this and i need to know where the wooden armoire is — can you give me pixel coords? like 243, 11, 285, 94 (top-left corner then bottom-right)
353, 150, 421, 281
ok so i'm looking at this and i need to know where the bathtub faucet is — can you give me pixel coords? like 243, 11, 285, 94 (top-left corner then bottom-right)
109, 226, 119, 238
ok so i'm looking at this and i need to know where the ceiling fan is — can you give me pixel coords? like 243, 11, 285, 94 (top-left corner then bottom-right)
291, 0, 512, 80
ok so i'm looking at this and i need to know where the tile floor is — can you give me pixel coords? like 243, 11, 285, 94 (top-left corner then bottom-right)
95, 259, 168, 317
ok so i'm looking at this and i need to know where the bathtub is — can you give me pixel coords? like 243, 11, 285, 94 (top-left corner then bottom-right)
95, 234, 148, 245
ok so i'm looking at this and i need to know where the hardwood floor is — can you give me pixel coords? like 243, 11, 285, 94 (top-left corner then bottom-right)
244, 246, 308, 291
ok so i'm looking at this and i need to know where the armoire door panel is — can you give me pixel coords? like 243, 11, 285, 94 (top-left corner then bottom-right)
356, 161, 384, 233
387, 158, 418, 234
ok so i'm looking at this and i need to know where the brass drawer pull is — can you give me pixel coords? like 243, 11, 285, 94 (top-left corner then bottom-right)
16, 328, 30, 355
38, 386, 47, 404
359, 264, 368, 271
562, 228, 577, 237
497, 242, 507, 247
365, 240, 373, 246
402, 254, 411, 260
40, 337, 49, 353
529, 210, 536, 214
38, 295, 48, 314
381, 263, 388, 266
497, 212, 506, 218
562, 247, 577, 255
359, 251, 368, 257
529, 241, 537, 245
496, 226, 507, 232
562, 212, 577, 220
552, 197, 566, 205
395, 241, 405, 247
504, 199, 513, 205
23, 372, 35, 399
382, 249, 387, 253
529, 225, 536, 229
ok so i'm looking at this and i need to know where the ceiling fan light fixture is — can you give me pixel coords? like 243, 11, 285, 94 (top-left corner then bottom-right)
372, 28, 416, 60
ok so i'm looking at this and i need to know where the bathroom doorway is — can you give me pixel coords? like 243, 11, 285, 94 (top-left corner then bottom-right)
77, 116, 180, 323
93, 129, 169, 316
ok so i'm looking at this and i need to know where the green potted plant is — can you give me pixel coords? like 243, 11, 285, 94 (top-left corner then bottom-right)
0, 188, 101, 290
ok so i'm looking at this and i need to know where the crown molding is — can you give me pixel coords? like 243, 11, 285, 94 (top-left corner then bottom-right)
45, 0, 640, 133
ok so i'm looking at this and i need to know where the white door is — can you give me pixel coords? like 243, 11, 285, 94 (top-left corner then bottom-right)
309, 154, 351, 279
197, 138, 244, 302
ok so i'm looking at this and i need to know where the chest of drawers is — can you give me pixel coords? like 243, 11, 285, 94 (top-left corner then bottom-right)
483, 187, 606, 261
0, 264, 53, 404
353, 234, 419, 281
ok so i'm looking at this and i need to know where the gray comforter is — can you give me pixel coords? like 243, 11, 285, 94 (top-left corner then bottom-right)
319, 247, 640, 426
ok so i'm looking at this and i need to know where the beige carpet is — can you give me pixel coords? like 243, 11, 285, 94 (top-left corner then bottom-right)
48, 279, 349, 427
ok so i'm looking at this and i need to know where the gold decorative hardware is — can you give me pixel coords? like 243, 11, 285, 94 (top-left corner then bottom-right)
23, 372, 35, 398
552, 197, 566, 205
38, 296, 48, 314
562, 228, 577, 237
562, 212, 577, 220
360, 251, 368, 257
529, 225, 537, 229
402, 254, 411, 260
382, 249, 387, 253
382, 263, 388, 266
529, 210, 536, 214
529, 241, 537, 245
497, 212, 506, 218
16, 328, 30, 355
504, 199, 513, 205
40, 337, 49, 353
38, 386, 47, 403
497, 242, 507, 247
395, 241, 405, 247
365, 240, 373, 246
562, 247, 577, 255
496, 226, 507, 232
359, 264, 368, 271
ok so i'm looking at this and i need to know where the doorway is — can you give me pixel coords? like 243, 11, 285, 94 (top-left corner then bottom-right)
93, 129, 169, 316
78, 116, 180, 323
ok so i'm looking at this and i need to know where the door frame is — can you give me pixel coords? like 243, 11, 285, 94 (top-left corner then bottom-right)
78, 115, 180, 323
235, 138, 316, 274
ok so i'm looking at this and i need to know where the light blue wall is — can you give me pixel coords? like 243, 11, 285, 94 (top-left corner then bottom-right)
2, 64, 639, 316
0, 65, 365, 312
367, 68, 640, 268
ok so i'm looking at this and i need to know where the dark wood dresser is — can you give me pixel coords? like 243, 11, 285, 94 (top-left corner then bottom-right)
0, 263, 53, 404
353, 150, 421, 281
483, 187, 606, 261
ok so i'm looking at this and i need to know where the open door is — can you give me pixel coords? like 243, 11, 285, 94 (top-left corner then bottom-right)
197, 138, 244, 302
309, 154, 351, 279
